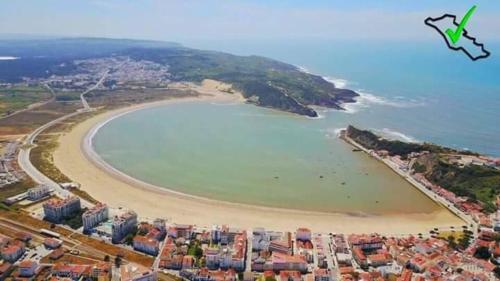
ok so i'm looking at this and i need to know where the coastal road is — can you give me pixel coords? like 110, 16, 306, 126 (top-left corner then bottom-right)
17, 72, 109, 207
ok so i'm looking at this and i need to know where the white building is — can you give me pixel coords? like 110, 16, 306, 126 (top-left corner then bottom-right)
112, 210, 138, 244
27, 184, 51, 201
82, 203, 109, 232
43, 197, 81, 223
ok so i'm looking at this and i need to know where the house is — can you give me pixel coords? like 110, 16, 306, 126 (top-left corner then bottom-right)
52, 263, 91, 279
182, 255, 195, 269
44, 238, 63, 249
296, 228, 312, 242
18, 260, 38, 277
367, 253, 392, 267
314, 269, 332, 281
15, 231, 32, 243
0, 262, 13, 280
168, 224, 193, 239
348, 234, 383, 250
280, 271, 302, 281
1, 240, 25, 262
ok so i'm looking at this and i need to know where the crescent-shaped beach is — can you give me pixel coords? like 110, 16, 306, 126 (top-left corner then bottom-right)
53, 82, 464, 234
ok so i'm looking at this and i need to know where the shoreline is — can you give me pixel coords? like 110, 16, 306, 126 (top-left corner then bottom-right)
53, 86, 464, 234
340, 131, 477, 231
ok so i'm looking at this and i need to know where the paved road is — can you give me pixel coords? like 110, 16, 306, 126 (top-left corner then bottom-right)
17, 73, 108, 207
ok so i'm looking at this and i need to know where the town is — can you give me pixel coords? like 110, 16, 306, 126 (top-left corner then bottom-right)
0, 176, 499, 280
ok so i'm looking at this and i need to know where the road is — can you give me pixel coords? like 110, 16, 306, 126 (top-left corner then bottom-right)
80, 71, 108, 111
17, 72, 108, 207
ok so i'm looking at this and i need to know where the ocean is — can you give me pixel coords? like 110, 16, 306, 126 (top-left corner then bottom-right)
184, 39, 500, 156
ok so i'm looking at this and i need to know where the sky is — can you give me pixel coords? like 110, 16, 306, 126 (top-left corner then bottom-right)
1, 0, 499, 43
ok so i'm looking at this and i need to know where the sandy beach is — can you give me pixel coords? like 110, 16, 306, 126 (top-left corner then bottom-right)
53, 80, 464, 234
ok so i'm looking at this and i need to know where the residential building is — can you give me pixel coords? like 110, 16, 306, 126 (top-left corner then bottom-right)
111, 210, 138, 244
18, 260, 38, 277
27, 184, 51, 200
296, 228, 312, 242
168, 224, 193, 239
280, 270, 302, 281
1, 240, 25, 262
0, 262, 13, 280
82, 202, 109, 232
43, 196, 81, 223
44, 237, 63, 249
314, 269, 332, 281
272, 252, 308, 273
52, 263, 91, 279
348, 234, 383, 251
133, 236, 160, 256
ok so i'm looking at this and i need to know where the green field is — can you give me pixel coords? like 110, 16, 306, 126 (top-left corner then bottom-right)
0, 85, 52, 117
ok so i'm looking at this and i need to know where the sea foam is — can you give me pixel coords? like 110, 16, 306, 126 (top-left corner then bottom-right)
374, 128, 420, 143
0, 56, 19, 60
296, 65, 424, 115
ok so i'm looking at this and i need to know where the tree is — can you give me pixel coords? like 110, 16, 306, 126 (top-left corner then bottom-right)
194, 246, 203, 260
494, 267, 500, 279
458, 235, 472, 250
447, 235, 457, 249
114, 256, 122, 268
474, 246, 491, 260
104, 255, 110, 262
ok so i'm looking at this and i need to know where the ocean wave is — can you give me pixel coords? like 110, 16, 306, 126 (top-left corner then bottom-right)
296, 65, 349, 89
0, 56, 19, 60
295, 65, 424, 114
374, 128, 420, 143
323, 127, 346, 139
296, 65, 311, 74
342, 91, 426, 114
323, 76, 349, 89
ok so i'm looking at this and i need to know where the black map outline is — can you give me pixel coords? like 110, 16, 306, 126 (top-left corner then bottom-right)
424, 14, 490, 61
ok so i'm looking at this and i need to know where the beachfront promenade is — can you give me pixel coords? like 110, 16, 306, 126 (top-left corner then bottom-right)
341, 132, 478, 237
